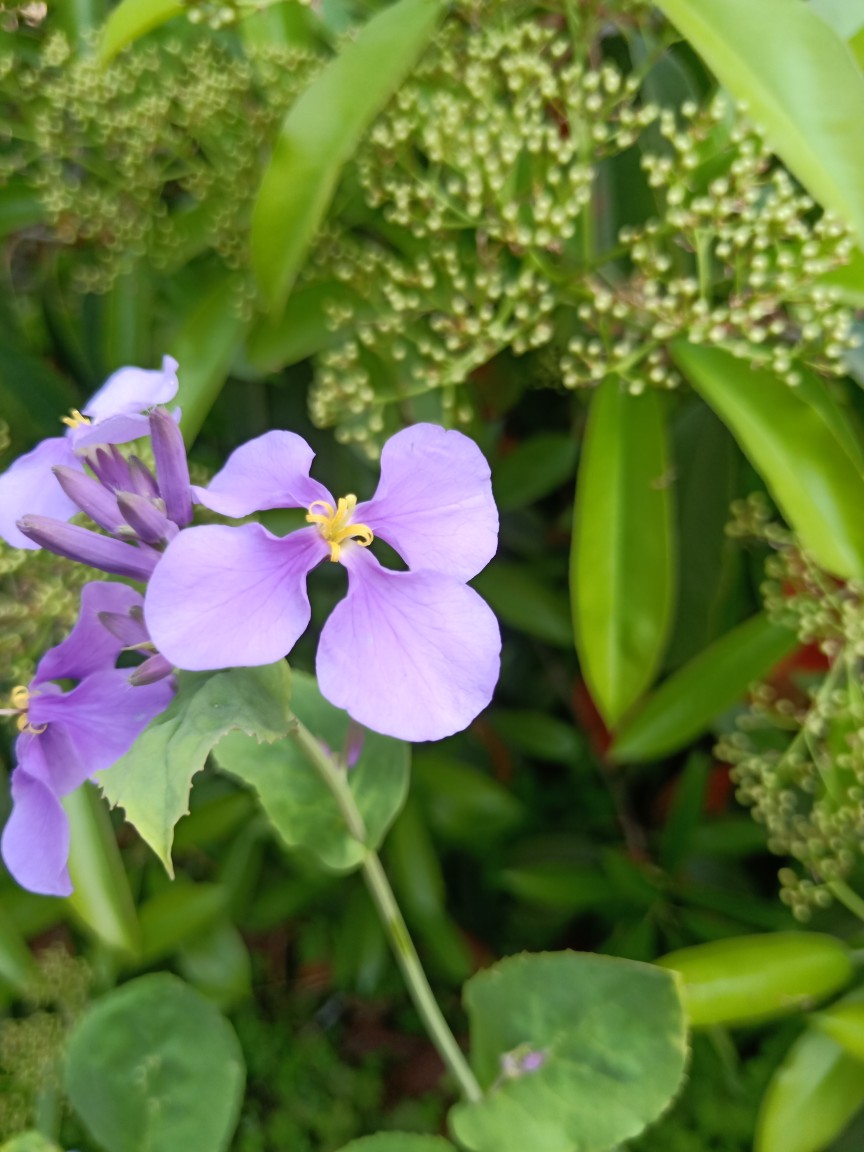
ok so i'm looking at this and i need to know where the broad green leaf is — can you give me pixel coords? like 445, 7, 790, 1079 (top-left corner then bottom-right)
473, 562, 572, 648
177, 918, 252, 1007
64, 782, 140, 957
65, 973, 244, 1152
98, 0, 183, 63
654, 0, 864, 242
672, 343, 864, 579
450, 951, 687, 1152
0, 902, 37, 994
245, 281, 372, 371
336, 1138, 458, 1152
657, 932, 854, 1028
97, 663, 292, 875
571, 378, 675, 726
213, 670, 409, 872
611, 613, 797, 763
138, 882, 228, 965
251, 0, 444, 311
168, 272, 248, 445
809, 0, 864, 44
492, 434, 578, 512
815, 1000, 864, 1062
756, 991, 864, 1152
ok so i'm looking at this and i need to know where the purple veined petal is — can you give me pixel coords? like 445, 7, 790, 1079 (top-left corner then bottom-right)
1, 764, 72, 897
0, 437, 81, 549
355, 423, 499, 582
150, 406, 192, 527
71, 412, 151, 449
82, 355, 180, 423
317, 546, 501, 742
53, 465, 124, 533
34, 581, 145, 685
17, 516, 160, 581
145, 523, 329, 669
28, 668, 175, 790
195, 430, 333, 518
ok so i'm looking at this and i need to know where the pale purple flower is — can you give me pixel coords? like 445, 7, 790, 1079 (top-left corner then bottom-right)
145, 423, 501, 742
1, 582, 175, 896
0, 356, 179, 550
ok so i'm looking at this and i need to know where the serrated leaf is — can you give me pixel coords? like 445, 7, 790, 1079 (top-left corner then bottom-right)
97, 663, 292, 875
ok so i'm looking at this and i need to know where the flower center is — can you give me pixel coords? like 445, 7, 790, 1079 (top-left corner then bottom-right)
9, 686, 46, 735
61, 408, 91, 430
306, 495, 373, 563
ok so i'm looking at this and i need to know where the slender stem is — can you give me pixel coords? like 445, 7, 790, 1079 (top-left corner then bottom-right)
291, 719, 483, 1104
830, 880, 864, 926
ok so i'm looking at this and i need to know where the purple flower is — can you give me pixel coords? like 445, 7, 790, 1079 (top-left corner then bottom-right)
0, 356, 179, 550
15, 407, 193, 579
1, 582, 175, 896
145, 423, 501, 742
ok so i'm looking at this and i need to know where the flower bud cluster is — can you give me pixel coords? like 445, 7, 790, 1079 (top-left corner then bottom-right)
719, 496, 864, 920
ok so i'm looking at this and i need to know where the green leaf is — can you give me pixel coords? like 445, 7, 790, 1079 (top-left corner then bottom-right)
673, 343, 864, 579
251, 0, 444, 311
815, 1000, 864, 1062
336, 1138, 458, 1152
65, 973, 244, 1152
97, 663, 292, 875
64, 782, 140, 957
177, 918, 252, 1008
449, 951, 687, 1152
245, 281, 373, 372
654, 0, 864, 242
611, 612, 797, 763
138, 882, 228, 965
571, 378, 675, 726
412, 752, 526, 846
492, 434, 578, 512
213, 670, 409, 872
473, 562, 572, 648
756, 991, 864, 1152
497, 863, 615, 914
98, 0, 183, 63
657, 932, 855, 1028
0, 1135, 62, 1152
490, 710, 585, 764
0, 903, 37, 995
810, 0, 864, 41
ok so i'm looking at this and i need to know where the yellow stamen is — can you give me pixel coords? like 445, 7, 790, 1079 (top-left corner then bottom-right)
9, 685, 46, 735
61, 408, 91, 430
306, 494, 374, 563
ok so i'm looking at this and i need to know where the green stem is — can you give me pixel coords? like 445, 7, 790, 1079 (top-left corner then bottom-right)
291, 719, 483, 1104
830, 880, 864, 926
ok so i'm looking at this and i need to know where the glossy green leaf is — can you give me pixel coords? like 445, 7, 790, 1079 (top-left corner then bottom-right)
64, 782, 140, 957
213, 670, 409, 872
657, 932, 854, 1028
673, 343, 864, 579
138, 883, 228, 965
492, 434, 578, 512
65, 973, 244, 1152
611, 612, 797, 763
97, 663, 293, 875
336, 1138, 457, 1152
98, 0, 183, 63
654, 0, 864, 242
251, 0, 444, 311
473, 562, 572, 648
814, 1000, 864, 1062
571, 378, 675, 726
756, 991, 864, 1152
168, 273, 248, 445
450, 951, 687, 1152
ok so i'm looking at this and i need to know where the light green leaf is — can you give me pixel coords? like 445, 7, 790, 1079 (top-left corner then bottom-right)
213, 670, 409, 872
673, 342, 864, 579
0, 1135, 62, 1152
611, 612, 797, 763
571, 378, 675, 727
98, 0, 183, 63
450, 951, 687, 1152
336, 1138, 458, 1152
251, 0, 444, 311
810, 0, 864, 43
654, 0, 864, 242
97, 663, 292, 875
815, 1001, 864, 1062
65, 973, 244, 1152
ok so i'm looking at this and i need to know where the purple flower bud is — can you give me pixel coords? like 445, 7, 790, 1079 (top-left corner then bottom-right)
98, 604, 149, 647
128, 456, 161, 499
116, 492, 176, 545
128, 652, 174, 685
53, 466, 123, 534
17, 516, 159, 581
150, 407, 192, 528
81, 445, 133, 493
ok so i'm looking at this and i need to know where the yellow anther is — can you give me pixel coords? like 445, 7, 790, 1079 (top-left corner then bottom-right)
306, 494, 374, 563
61, 408, 91, 429
9, 685, 46, 736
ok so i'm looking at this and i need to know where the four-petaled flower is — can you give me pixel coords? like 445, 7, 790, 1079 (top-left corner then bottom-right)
0, 356, 179, 550
1, 582, 175, 896
145, 423, 501, 742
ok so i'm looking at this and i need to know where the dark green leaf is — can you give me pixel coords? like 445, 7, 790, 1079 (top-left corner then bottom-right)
473, 561, 572, 647
138, 883, 228, 965
492, 434, 578, 512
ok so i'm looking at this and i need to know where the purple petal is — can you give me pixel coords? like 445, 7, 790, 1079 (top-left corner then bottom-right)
17, 516, 160, 581
82, 355, 179, 423
98, 604, 149, 648
53, 465, 124, 533
317, 547, 501, 741
80, 445, 134, 493
116, 492, 175, 544
128, 653, 174, 685
34, 581, 145, 685
1, 765, 72, 897
145, 523, 328, 669
71, 413, 151, 449
128, 456, 160, 499
195, 430, 333, 518
0, 437, 81, 549
150, 407, 192, 527
356, 423, 499, 581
